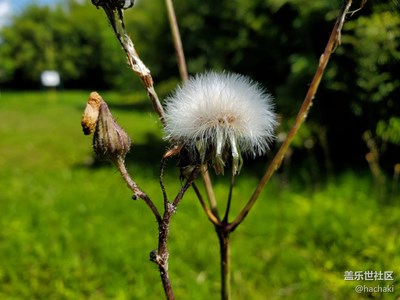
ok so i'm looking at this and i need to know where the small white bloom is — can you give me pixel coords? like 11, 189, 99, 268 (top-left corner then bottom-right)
164, 71, 277, 174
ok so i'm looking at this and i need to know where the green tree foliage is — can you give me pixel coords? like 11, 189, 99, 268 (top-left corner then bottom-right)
335, 2, 400, 169
0, 0, 398, 172
0, 1, 134, 89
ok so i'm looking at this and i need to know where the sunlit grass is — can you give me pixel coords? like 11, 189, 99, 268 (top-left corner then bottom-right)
0, 91, 399, 299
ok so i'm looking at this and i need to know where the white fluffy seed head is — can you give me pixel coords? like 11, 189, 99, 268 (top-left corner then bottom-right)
164, 71, 277, 173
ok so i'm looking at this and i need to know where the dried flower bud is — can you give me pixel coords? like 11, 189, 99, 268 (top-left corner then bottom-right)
80, 91, 132, 163
93, 100, 131, 163
81, 92, 102, 135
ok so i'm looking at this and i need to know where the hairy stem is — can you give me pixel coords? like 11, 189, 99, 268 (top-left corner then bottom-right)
229, 0, 355, 232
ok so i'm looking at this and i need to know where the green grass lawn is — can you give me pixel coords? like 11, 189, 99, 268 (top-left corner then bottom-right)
0, 90, 399, 299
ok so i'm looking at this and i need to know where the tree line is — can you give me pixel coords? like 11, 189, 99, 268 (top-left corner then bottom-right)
0, 0, 399, 177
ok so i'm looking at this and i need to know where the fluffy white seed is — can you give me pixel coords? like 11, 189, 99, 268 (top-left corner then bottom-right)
164, 71, 277, 174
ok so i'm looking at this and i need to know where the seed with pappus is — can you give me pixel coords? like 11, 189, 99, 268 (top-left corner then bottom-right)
164, 71, 277, 175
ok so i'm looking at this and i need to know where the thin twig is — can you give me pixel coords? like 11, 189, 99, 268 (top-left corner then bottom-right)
115, 158, 162, 224
192, 183, 221, 225
229, 0, 355, 232
349, 0, 367, 16
160, 158, 170, 211
96, 3, 166, 125
172, 167, 199, 207
153, 166, 199, 300
165, 0, 188, 82
201, 165, 221, 221
223, 167, 236, 223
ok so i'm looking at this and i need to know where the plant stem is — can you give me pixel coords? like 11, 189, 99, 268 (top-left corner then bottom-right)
165, 0, 188, 82
115, 158, 162, 223
201, 165, 221, 221
229, 0, 355, 232
116, 156, 175, 299
152, 166, 199, 300
156, 215, 174, 300
216, 226, 230, 300
92, 3, 192, 300
223, 166, 236, 223
95, 3, 166, 125
193, 183, 220, 225
163, 0, 221, 223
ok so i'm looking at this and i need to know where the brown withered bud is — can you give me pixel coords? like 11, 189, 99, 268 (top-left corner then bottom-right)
93, 101, 131, 163
81, 92, 102, 135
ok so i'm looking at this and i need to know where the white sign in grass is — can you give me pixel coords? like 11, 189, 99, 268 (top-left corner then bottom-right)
40, 71, 61, 87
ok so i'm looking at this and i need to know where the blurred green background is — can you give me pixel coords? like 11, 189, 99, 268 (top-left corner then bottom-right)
0, 0, 399, 299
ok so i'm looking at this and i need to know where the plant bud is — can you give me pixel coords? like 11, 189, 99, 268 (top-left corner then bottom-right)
92, 97, 131, 163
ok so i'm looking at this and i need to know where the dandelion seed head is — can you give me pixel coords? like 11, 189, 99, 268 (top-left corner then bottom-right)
164, 71, 277, 174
